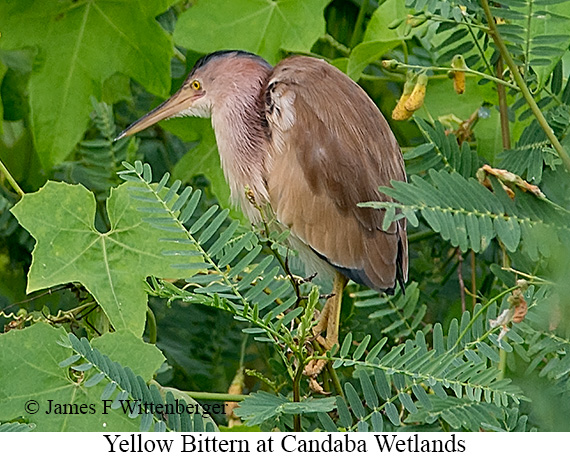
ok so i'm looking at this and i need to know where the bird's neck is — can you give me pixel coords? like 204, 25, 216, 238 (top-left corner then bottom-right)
211, 74, 270, 222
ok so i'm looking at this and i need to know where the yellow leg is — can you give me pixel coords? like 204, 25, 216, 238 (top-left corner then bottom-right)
315, 272, 348, 349
305, 273, 348, 386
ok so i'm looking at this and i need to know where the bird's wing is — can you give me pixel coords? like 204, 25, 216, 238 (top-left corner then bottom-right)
264, 56, 407, 291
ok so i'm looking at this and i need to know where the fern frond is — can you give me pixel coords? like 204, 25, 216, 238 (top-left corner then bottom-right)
502, 285, 570, 390
493, 0, 570, 81
56, 98, 138, 202
119, 160, 295, 311
118, 161, 313, 370
405, 396, 504, 431
352, 282, 429, 341
60, 333, 218, 432
404, 1, 493, 71
362, 169, 570, 256
235, 391, 336, 426
0, 422, 35, 432
499, 105, 569, 183
405, 120, 479, 177
322, 311, 525, 431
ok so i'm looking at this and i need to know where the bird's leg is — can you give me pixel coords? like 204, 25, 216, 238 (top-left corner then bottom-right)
304, 273, 348, 385
315, 272, 348, 350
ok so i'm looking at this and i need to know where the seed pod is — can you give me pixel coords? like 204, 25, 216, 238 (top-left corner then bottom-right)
512, 299, 528, 323
508, 288, 528, 324
382, 59, 400, 70
404, 73, 428, 112
392, 79, 415, 121
451, 55, 467, 95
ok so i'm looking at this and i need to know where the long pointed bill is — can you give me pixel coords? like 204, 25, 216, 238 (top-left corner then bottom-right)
115, 89, 198, 141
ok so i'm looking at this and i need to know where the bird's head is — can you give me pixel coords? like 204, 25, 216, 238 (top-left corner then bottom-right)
116, 50, 271, 141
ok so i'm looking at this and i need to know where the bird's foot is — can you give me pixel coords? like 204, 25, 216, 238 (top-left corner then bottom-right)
303, 359, 330, 394
307, 378, 328, 395
302, 324, 339, 393
312, 316, 339, 353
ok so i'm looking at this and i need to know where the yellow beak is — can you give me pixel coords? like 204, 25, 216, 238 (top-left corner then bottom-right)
115, 88, 199, 141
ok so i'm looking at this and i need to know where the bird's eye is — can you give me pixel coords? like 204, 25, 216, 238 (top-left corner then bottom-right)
191, 80, 201, 90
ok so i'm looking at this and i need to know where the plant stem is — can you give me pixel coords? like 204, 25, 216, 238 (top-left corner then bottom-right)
457, 249, 466, 313
292, 361, 304, 432
385, 61, 519, 90
470, 250, 477, 310
326, 362, 344, 399
496, 57, 511, 150
239, 333, 248, 368
408, 229, 438, 243
182, 391, 247, 402
452, 285, 518, 351
321, 34, 351, 56
0, 158, 25, 198
498, 348, 507, 380
464, 18, 493, 75
480, 0, 570, 174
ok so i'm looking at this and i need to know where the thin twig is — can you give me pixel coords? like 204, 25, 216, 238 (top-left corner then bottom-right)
408, 229, 438, 244
464, 17, 493, 75
452, 285, 519, 351
496, 57, 511, 150
182, 391, 247, 402
384, 60, 519, 91
470, 250, 477, 310
480, 0, 570, 173
292, 362, 304, 432
457, 249, 466, 313
0, 158, 25, 198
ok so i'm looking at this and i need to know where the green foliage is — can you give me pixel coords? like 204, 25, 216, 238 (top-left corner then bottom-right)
0, 323, 141, 431
0, 0, 175, 168
118, 161, 296, 322
493, 0, 570, 87
364, 169, 570, 255
348, 0, 408, 80
499, 104, 570, 183
10, 179, 199, 336
405, 119, 480, 176
353, 282, 429, 341
236, 392, 336, 426
56, 97, 138, 203
0, 422, 35, 432
2, 0, 570, 434
174, 0, 330, 64
60, 332, 217, 432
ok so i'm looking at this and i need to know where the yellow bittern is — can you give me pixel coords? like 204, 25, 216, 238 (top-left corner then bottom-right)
118, 51, 408, 350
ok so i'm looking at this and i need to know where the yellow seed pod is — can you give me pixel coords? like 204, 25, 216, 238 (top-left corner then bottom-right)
392, 79, 415, 121
404, 73, 428, 112
451, 55, 467, 95
450, 70, 465, 94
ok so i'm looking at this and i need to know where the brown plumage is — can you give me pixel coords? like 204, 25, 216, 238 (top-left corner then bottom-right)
265, 56, 407, 292
117, 50, 408, 349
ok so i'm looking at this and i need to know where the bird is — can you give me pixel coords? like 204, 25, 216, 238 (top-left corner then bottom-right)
117, 50, 408, 352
